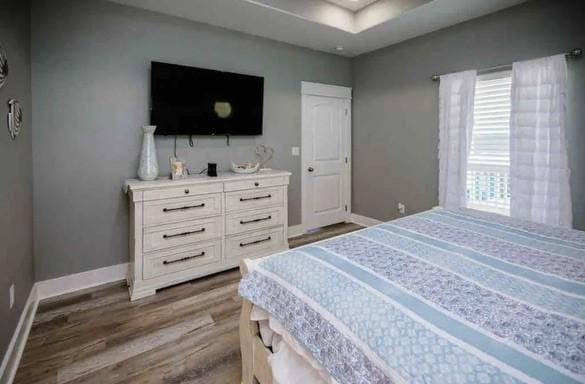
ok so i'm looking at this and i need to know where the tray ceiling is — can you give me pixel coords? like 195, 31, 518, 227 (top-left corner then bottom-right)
109, 0, 528, 57
325, 0, 379, 12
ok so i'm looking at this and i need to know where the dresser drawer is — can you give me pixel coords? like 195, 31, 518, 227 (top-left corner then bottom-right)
143, 241, 221, 280
225, 227, 285, 259
142, 183, 223, 201
226, 207, 284, 235
143, 217, 222, 252
143, 194, 222, 226
226, 187, 284, 212
224, 176, 287, 192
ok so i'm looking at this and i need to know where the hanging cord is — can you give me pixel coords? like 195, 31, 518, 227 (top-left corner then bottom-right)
173, 135, 178, 158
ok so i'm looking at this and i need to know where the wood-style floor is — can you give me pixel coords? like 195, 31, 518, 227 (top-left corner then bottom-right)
14, 222, 362, 384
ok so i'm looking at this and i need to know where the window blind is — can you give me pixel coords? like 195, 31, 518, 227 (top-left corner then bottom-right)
466, 71, 512, 215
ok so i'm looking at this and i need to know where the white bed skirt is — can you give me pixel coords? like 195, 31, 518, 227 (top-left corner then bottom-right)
250, 305, 336, 384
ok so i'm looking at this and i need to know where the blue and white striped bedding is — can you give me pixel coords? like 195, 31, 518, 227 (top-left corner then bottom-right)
239, 208, 585, 384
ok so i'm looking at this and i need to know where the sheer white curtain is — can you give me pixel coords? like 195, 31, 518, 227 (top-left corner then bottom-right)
510, 54, 572, 227
438, 70, 477, 208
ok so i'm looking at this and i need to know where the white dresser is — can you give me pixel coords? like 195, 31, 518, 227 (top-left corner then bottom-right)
124, 170, 291, 300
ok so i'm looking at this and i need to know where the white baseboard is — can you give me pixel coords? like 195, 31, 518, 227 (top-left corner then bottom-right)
287, 224, 305, 238
0, 263, 129, 384
0, 285, 38, 384
350, 213, 383, 227
36, 263, 128, 300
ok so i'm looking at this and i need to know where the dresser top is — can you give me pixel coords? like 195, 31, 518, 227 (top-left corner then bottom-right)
124, 169, 291, 193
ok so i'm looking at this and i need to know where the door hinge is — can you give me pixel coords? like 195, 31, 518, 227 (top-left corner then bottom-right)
344, 108, 348, 116
345, 157, 348, 164
344, 205, 348, 212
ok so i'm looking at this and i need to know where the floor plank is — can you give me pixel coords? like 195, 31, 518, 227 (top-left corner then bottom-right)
289, 222, 363, 248
57, 315, 214, 383
14, 222, 361, 384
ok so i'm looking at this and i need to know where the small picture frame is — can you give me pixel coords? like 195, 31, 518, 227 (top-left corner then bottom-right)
169, 157, 186, 180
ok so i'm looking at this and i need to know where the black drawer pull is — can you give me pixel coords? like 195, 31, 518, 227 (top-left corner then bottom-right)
240, 236, 272, 247
163, 252, 206, 265
254, 182, 260, 187
240, 194, 272, 202
163, 228, 205, 239
163, 203, 205, 212
240, 216, 272, 225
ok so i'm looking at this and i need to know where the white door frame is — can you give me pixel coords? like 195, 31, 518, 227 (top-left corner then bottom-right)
301, 81, 352, 233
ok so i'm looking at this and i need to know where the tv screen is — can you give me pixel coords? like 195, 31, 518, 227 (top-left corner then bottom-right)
150, 61, 264, 136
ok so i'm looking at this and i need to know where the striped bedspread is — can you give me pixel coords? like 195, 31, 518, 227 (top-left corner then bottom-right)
238, 208, 585, 384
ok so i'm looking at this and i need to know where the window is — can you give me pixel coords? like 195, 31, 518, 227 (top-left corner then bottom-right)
466, 71, 512, 215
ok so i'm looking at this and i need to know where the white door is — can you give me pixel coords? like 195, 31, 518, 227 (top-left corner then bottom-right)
301, 82, 351, 231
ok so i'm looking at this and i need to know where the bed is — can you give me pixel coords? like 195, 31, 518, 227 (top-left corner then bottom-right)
238, 207, 585, 384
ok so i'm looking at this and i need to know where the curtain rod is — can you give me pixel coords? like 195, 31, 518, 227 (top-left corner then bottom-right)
430, 48, 582, 82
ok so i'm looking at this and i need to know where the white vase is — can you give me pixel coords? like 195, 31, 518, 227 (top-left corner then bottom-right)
137, 125, 159, 181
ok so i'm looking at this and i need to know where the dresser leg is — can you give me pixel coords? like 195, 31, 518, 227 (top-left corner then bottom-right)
129, 285, 156, 301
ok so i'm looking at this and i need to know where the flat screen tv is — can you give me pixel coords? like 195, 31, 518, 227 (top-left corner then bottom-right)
150, 61, 264, 136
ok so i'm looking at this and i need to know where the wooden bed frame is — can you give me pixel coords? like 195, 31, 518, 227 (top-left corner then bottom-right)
239, 259, 274, 384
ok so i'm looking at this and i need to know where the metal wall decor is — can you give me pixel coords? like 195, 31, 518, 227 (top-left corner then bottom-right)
255, 144, 274, 169
7, 98, 23, 140
0, 44, 7, 89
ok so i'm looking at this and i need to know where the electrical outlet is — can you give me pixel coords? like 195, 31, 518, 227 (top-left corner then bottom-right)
9, 284, 15, 309
398, 203, 406, 215
291, 146, 300, 156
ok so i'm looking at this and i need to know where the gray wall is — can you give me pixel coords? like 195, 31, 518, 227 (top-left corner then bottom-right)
29, 0, 585, 281
0, 0, 34, 362
31, 0, 352, 280
351, 0, 585, 230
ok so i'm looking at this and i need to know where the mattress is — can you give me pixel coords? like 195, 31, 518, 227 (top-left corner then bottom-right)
239, 208, 585, 384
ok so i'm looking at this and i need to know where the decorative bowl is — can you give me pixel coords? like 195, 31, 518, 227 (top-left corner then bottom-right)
231, 162, 260, 174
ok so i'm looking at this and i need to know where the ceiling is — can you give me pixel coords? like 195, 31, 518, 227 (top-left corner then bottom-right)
109, 0, 528, 57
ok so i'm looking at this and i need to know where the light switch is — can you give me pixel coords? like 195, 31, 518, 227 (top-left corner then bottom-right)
291, 146, 300, 156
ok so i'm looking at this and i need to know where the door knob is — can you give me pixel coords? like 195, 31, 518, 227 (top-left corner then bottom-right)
308, 167, 314, 172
